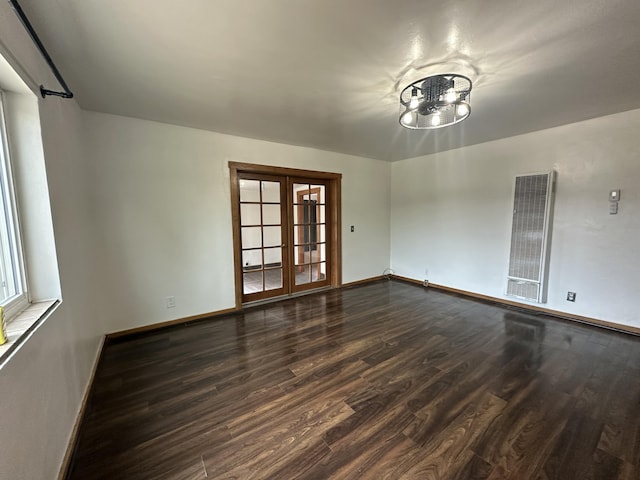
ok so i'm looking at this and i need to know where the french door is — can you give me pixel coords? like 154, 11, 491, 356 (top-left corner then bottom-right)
237, 174, 289, 302
291, 178, 330, 293
230, 163, 341, 305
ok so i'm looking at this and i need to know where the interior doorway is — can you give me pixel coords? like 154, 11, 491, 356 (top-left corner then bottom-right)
229, 162, 342, 306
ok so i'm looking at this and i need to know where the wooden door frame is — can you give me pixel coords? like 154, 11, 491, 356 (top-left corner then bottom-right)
229, 162, 342, 309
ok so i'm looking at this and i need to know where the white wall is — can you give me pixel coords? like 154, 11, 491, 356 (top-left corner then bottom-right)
0, 98, 106, 480
391, 108, 640, 328
83, 111, 391, 333
0, 4, 107, 479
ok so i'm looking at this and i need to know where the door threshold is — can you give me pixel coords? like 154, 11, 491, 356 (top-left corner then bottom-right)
242, 286, 332, 309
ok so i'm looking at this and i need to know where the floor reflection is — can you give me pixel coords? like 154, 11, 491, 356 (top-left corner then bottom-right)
243, 266, 325, 294
503, 312, 546, 370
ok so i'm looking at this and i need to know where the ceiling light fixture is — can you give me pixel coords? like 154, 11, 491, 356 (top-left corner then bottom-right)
399, 74, 472, 129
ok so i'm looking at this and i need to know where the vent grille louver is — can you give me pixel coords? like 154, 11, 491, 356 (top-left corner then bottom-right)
506, 172, 554, 303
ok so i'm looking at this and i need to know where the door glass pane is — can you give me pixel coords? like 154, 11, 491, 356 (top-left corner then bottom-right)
311, 185, 326, 204
303, 200, 317, 227
241, 226, 262, 249
307, 223, 318, 251
240, 204, 261, 226
318, 223, 325, 244
295, 225, 311, 246
311, 263, 326, 282
243, 271, 263, 294
262, 204, 281, 225
309, 248, 320, 264
264, 268, 283, 291
263, 247, 282, 266
242, 249, 262, 269
263, 226, 281, 248
293, 184, 310, 203
294, 245, 307, 267
318, 243, 326, 262
295, 265, 311, 285
262, 181, 281, 203
240, 180, 260, 202
292, 203, 301, 227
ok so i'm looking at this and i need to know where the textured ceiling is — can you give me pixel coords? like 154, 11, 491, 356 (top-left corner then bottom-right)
16, 0, 640, 161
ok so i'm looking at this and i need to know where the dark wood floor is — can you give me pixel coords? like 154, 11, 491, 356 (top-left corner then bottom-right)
67, 280, 640, 479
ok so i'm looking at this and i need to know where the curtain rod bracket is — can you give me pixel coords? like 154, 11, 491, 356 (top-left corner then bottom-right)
40, 86, 74, 99
9, 0, 74, 100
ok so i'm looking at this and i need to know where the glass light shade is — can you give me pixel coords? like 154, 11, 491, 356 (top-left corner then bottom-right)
444, 89, 457, 103
401, 110, 415, 126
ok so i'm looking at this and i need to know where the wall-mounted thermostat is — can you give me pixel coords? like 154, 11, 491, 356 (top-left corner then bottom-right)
609, 189, 621, 202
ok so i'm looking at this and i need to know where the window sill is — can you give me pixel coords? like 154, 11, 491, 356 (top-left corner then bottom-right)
0, 300, 59, 368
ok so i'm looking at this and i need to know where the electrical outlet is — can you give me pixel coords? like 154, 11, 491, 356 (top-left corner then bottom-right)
166, 296, 176, 308
566, 291, 576, 302
350, 225, 355, 232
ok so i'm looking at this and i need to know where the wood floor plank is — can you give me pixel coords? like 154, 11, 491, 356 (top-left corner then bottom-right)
312, 403, 418, 478
596, 369, 640, 465
203, 400, 349, 478
400, 392, 506, 479
541, 413, 620, 480
470, 375, 574, 477
66, 280, 640, 479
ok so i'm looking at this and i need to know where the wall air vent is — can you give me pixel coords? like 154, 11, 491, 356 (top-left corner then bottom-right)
506, 172, 555, 303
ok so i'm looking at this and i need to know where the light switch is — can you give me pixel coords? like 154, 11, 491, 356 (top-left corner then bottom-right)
609, 189, 621, 202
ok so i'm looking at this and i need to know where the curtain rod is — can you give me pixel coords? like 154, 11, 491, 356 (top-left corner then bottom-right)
8, 0, 74, 99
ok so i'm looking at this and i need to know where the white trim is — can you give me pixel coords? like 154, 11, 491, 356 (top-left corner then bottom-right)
0, 299, 57, 368
57, 334, 105, 480
0, 91, 28, 321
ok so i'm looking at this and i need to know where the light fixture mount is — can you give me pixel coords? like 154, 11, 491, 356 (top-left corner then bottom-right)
399, 73, 472, 129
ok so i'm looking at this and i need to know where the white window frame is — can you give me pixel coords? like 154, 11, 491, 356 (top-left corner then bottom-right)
0, 91, 28, 322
